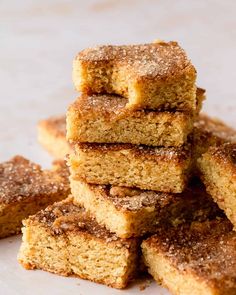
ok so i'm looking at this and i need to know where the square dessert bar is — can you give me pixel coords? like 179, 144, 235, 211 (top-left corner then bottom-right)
0, 156, 70, 238
142, 218, 236, 295
193, 113, 236, 160
18, 197, 139, 289
198, 143, 236, 229
67, 88, 204, 147
70, 178, 222, 238
38, 115, 71, 159
69, 143, 192, 193
73, 41, 197, 111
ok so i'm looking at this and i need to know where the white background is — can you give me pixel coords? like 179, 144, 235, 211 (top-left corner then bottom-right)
0, 0, 236, 294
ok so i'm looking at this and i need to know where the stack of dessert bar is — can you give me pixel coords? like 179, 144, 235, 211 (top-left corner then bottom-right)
67, 41, 205, 235
67, 41, 200, 194
18, 41, 236, 294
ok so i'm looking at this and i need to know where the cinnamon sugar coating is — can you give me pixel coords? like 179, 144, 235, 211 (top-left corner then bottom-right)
0, 156, 70, 238
73, 41, 197, 111
0, 156, 69, 204
72, 93, 129, 116
71, 177, 222, 238
192, 114, 236, 175
76, 142, 191, 163
198, 143, 236, 187
106, 185, 172, 211
112, 180, 222, 219
71, 87, 204, 117
66, 91, 204, 146
78, 42, 192, 80
79, 180, 220, 215
143, 218, 236, 293
30, 197, 131, 245
207, 143, 236, 169
194, 114, 236, 152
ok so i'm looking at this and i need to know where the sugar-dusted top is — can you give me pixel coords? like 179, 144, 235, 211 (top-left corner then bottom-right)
68, 88, 203, 125
194, 114, 236, 145
206, 143, 236, 175
78, 41, 195, 79
27, 197, 134, 246
39, 115, 66, 138
144, 218, 236, 291
75, 142, 191, 163
85, 179, 222, 221
71, 94, 128, 116
0, 155, 69, 204
70, 93, 193, 117
91, 184, 174, 211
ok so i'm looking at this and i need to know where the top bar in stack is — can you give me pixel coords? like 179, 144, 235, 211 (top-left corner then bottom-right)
73, 41, 197, 111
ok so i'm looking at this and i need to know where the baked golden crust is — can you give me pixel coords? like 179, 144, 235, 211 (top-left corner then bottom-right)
69, 142, 192, 193
0, 156, 70, 238
193, 114, 236, 160
198, 143, 236, 229
26, 197, 130, 244
75, 142, 191, 163
73, 41, 197, 111
67, 93, 195, 147
77, 42, 192, 81
72, 179, 174, 212
195, 114, 236, 143
205, 143, 236, 168
0, 156, 69, 204
18, 197, 139, 289
38, 115, 71, 159
70, 177, 223, 238
142, 218, 236, 295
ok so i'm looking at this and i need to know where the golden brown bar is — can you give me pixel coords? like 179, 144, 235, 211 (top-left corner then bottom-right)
18, 197, 139, 289
198, 143, 236, 229
71, 178, 222, 238
193, 113, 236, 160
0, 156, 70, 238
67, 93, 196, 147
38, 115, 71, 159
142, 218, 236, 295
69, 143, 192, 193
73, 41, 197, 112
